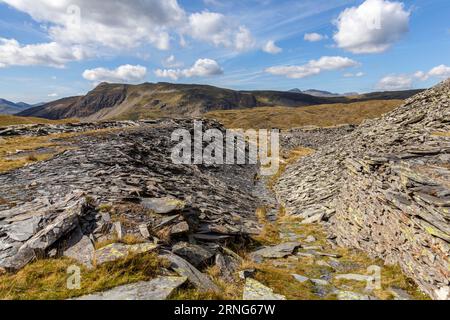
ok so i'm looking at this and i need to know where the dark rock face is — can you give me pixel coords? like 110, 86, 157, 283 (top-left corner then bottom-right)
276, 79, 450, 300
0, 119, 262, 271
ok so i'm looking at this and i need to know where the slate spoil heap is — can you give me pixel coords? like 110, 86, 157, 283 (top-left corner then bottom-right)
276, 79, 450, 300
0, 119, 261, 285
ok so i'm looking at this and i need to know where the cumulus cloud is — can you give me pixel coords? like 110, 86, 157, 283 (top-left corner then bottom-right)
2, 0, 185, 50
155, 58, 223, 80
376, 75, 413, 90
3, 0, 256, 55
262, 40, 282, 54
304, 33, 326, 42
333, 0, 410, 54
187, 11, 255, 51
415, 65, 450, 80
0, 38, 86, 68
265, 56, 359, 79
82, 64, 147, 83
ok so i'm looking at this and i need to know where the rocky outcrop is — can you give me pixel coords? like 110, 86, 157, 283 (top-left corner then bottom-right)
276, 79, 450, 300
0, 119, 261, 274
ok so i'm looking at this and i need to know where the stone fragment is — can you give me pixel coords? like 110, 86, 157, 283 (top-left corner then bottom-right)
335, 290, 373, 300
292, 274, 310, 283
172, 242, 214, 267
243, 278, 286, 300
305, 235, 317, 243
5, 216, 41, 242
215, 253, 239, 282
162, 252, 219, 293
63, 227, 95, 268
74, 276, 187, 300
95, 243, 159, 265
170, 222, 190, 236
250, 242, 301, 260
139, 224, 151, 239
114, 221, 125, 240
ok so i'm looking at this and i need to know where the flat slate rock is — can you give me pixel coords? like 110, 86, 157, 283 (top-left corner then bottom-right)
95, 243, 159, 265
172, 242, 215, 267
243, 278, 286, 300
251, 242, 301, 260
74, 276, 187, 300
162, 252, 219, 293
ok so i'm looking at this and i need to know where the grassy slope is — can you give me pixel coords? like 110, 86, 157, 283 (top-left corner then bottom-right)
205, 100, 404, 129
0, 115, 77, 127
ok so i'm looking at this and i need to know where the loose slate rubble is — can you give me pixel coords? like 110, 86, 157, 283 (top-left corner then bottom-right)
276, 79, 450, 300
94, 243, 159, 266
74, 276, 187, 300
0, 119, 262, 273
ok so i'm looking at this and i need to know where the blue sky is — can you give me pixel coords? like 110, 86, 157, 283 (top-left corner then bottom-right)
0, 0, 449, 104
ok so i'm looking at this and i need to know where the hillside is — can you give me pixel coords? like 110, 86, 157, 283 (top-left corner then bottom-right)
0, 99, 30, 115
18, 82, 423, 121
205, 100, 404, 129
0, 115, 77, 127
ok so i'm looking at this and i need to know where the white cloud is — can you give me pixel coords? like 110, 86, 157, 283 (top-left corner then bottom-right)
427, 65, 450, 79
376, 75, 412, 90
304, 33, 325, 42
344, 72, 365, 78
83, 64, 147, 83
333, 0, 410, 54
3, 0, 185, 50
0, 38, 85, 68
155, 58, 223, 80
262, 40, 282, 54
187, 11, 255, 51
414, 65, 450, 81
163, 55, 183, 68
48, 93, 58, 97
265, 56, 359, 79
3, 1, 256, 54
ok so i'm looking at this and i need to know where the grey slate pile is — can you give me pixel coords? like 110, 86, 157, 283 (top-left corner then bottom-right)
0, 119, 261, 274
276, 79, 450, 300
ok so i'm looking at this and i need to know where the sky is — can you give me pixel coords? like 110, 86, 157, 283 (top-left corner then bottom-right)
0, 0, 449, 104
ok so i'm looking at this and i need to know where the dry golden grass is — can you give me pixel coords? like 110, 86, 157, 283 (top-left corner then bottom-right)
0, 252, 169, 300
205, 100, 403, 130
0, 115, 77, 127
433, 132, 450, 137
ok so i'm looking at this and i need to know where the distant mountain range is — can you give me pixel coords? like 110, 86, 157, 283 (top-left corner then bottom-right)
289, 88, 360, 97
0, 99, 34, 115
17, 82, 424, 121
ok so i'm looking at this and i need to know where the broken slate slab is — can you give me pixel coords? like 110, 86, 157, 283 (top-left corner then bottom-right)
63, 227, 95, 269
292, 274, 310, 283
4, 216, 41, 242
243, 278, 286, 300
172, 242, 214, 267
141, 197, 186, 214
94, 243, 159, 265
162, 252, 219, 293
74, 276, 187, 300
250, 242, 301, 261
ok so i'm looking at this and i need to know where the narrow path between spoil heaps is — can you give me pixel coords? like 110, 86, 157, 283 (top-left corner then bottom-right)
242, 148, 429, 300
